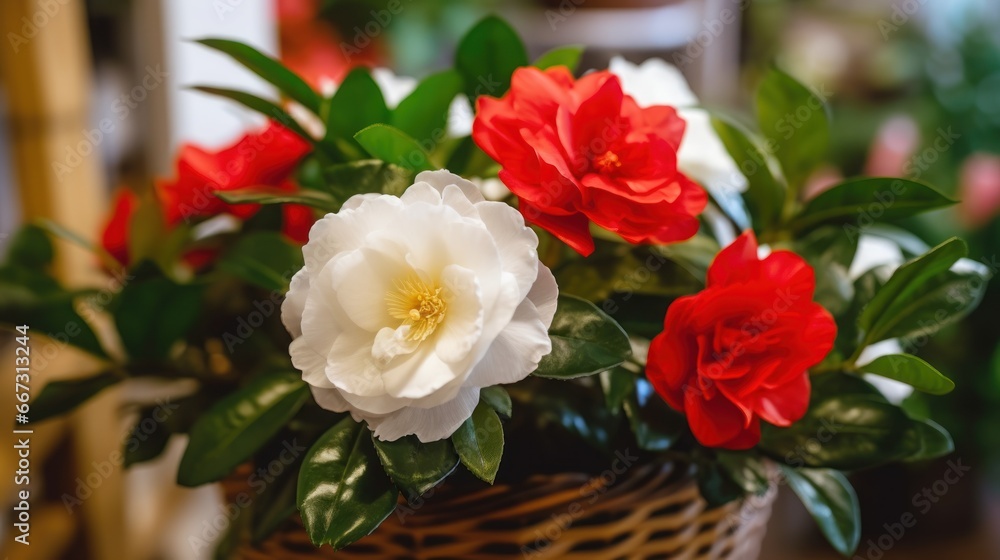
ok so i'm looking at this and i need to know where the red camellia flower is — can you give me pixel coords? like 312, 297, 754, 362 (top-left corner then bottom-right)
646, 231, 837, 449
473, 67, 707, 256
101, 122, 314, 266
157, 121, 311, 227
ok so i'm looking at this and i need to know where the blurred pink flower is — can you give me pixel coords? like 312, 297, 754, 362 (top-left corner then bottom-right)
958, 153, 1000, 228
864, 115, 920, 177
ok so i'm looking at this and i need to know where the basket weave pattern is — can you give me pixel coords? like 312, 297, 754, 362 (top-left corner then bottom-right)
224, 463, 775, 560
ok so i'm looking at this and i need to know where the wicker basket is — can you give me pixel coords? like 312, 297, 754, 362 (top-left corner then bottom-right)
222, 461, 776, 560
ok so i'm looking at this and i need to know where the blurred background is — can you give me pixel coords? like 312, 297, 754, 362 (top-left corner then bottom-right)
1, 0, 998, 558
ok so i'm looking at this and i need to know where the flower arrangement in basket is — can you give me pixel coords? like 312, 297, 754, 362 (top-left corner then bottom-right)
5, 16, 989, 559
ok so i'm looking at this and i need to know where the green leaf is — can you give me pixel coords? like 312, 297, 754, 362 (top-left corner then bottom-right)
196, 38, 321, 114
298, 418, 397, 549
28, 371, 120, 424
859, 354, 955, 395
653, 235, 720, 283
512, 378, 620, 451
711, 116, 784, 230
857, 238, 967, 346
716, 451, 770, 495
0, 272, 109, 359
455, 16, 529, 103
320, 159, 413, 200
760, 395, 917, 470
392, 70, 464, 143
327, 68, 392, 142
4, 224, 53, 270
250, 450, 300, 544
190, 86, 317, 144
354, 124, 433, 172
696, 460, 745, 508
480, 386, 512, 419
796, 227, 859, 316
755, 66, 830, 188
114, 273, 203, 361
218, 231, 304, 292
790, 178, 955, 233
863, 268, 987, 343
599, 367, 635, 410
214, 187, 339, 212
533, 295, 631, 379
124, 395, 204, 467
444, 135, 496, 178
780, 466, 861, 556
373, 435, 459, 499
533, 45, 584, 71
622, 378, 685, 452
177, 372, 310, 486
451, 401, 504, 484
903, 418, 954, 462
554, 248, 702, 302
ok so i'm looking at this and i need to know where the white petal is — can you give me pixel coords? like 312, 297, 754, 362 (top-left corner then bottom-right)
414, 169, 485, 204
281, 268, 310, 338
370, 387, 480, 442
436, 265, 484, 363
610, 56, 699, 108
330, 246, 407, 332
289, 337, 334, 389
448, 96, 474, 137
371, 67, 417, 108
467, 296, 552, 387
340, 388, 411, 415
303, 195, 403, 270
380, 344, 465, 401
475, 200, 541, 300
676, 108, 748, 194
325, 332, 384, 396
527, 264, 558, 329
372, 326, 421, 366
850, 235, 905, 280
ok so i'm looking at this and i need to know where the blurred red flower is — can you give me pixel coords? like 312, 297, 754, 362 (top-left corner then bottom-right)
473, 67, 706, 256
100, 121, 313, 266
646, 231, 837, 449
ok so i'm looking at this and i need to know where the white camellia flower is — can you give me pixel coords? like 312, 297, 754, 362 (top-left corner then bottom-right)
281, 170, 558, 442
609, 57, 748, 198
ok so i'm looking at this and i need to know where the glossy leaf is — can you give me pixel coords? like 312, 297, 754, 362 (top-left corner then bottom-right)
860, 354, 955, 395
760, 395, 917, 470
354, 124, 433, 172
903, 418, 954, 462
716, 451, 770, 495
533, 295, 631, 379
218, 231, 304, 292
196, 38, 321, 114
327, 68, 391, 141
711, 116, 784, 230
114, 274, 203, 361
392, 70, 464, 142
297, 418, 397, 549
790, 178, 955, 233
755, 66, 830, 188
553, 249, 702, 302
29, 371, 120, 424
455, 16, 529, 103
480, 386, 512, 419
177, 372, 310, 486
451, 401, 504, 484
781, 466, 861, 557
215, 188, 339, 212
858, 238, 967, 346
321, 159, 412, 200
373, 435, 459, 499
865, 268, 988, 343
697, 460, 746, 508
534, 45, 584, 71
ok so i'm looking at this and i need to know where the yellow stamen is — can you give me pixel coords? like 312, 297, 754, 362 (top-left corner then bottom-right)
593, 150, 622, 173
385, 276, 447, 341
